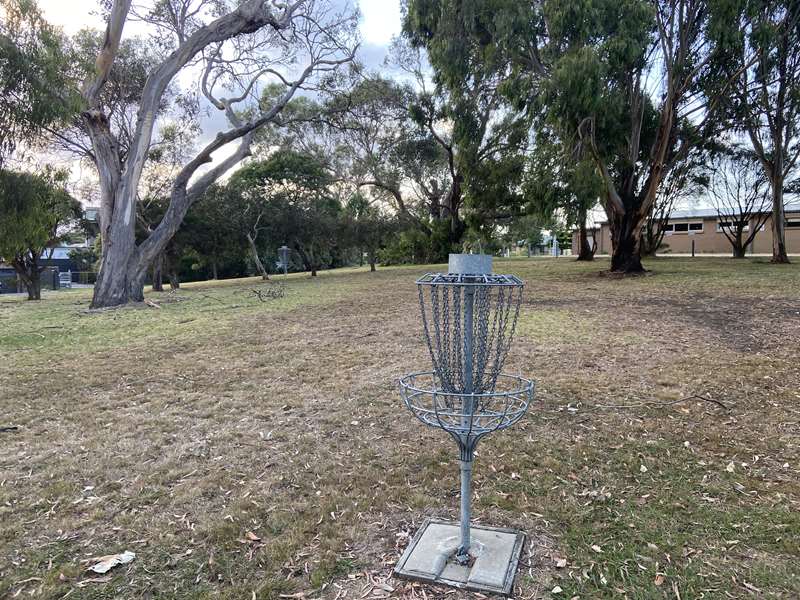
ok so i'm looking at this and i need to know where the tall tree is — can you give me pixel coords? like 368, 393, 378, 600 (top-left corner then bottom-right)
0, 0, 77, 165
401, 11, 530, 244
227, 150, 339, 277
523, 131, 601, 261
709, 1, 800, 263
408, 0, 727, 273
77, 0, 356, 307
345, 193, 397, 271
707, 149, 771, 258
186, 184, 247, 280
0, 168, 82, 300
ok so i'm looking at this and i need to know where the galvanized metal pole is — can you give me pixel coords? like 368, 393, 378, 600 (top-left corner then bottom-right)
279, 245, 289, 278
458, 285, 475, 562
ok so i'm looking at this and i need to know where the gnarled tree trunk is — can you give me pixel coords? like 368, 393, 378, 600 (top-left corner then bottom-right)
609, 209, 646, 273
12, 255, 43, 300
576, 206, 595, 261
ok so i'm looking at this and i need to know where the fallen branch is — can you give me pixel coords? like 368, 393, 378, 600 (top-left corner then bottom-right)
596, 393, 729, 411
250, 286, 285, 302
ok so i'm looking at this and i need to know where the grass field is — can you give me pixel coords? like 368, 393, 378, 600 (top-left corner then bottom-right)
1, 257, 799, 599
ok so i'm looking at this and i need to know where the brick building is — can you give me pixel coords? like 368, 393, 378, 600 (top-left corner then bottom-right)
573, 202, 800, 255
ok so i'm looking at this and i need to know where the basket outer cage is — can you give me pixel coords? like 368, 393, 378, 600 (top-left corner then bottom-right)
399, 371, 535, 461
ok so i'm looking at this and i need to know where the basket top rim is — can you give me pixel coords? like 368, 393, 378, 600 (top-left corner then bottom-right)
416, 273, 524, 286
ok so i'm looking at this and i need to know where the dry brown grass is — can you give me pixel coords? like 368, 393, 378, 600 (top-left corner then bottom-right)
1, 257, 799, 599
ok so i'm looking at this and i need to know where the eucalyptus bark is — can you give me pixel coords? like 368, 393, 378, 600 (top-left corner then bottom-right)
246, 232, 269, 280
770, 173, 789, 263
575, 206, 595, 261
152, 253, 164, 291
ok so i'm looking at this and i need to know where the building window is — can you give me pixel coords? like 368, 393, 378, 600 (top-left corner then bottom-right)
664, 221, 704, 234
717, 221, 750, 232
786, 219, 800, 229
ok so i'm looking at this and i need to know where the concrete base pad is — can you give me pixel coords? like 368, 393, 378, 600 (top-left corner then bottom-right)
394, 519, 525, 596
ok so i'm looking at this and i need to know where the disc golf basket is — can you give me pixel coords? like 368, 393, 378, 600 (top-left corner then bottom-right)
395, 254, 535, 596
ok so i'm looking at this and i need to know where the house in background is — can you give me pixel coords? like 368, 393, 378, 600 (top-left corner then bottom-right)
0, 205, 100, 293
573, 202, 800, 255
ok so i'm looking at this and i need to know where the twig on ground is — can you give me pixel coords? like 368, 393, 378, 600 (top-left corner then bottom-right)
0, 426, 19, 433
596, 393, 729, 411
199, 293, 225, 303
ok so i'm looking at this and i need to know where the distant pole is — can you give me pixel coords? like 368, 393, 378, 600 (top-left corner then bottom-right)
691, 239, 695, 257
279, 245, 289, 278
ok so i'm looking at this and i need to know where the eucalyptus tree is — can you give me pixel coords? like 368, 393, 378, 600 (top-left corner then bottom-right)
225, 150, 339, 277
707, 149, 772, 258
708, 1, 800, 263
398, 18, 529, 243
321, 75, 451, 230
345, 192, 397, 271
406, 0, 727, 273
0, 168, 82, 300
0, 0, 78, 165
523, 131, 601, 261
76, 0, 357, 307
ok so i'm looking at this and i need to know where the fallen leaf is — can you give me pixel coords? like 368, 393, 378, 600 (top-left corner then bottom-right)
245, 531, 261, 542
640, 464, 648, 473
654, 573, 665, 586
591, 544, 603, 553
551, 585, 563, 594
726, 461, 735, 473
87, 551, 135, 574
555, 557, 567, 568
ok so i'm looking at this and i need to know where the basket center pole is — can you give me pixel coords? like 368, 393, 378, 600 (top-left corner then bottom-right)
458, 285, 475, 563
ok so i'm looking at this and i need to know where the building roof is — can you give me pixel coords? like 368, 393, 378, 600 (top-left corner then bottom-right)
593, 200, 800, 225
668, 201, 800, 220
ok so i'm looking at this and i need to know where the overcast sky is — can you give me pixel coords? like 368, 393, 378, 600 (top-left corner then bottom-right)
38, 0, 402, 58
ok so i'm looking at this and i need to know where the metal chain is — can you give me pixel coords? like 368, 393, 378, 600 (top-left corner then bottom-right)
418, 281, 523, 396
